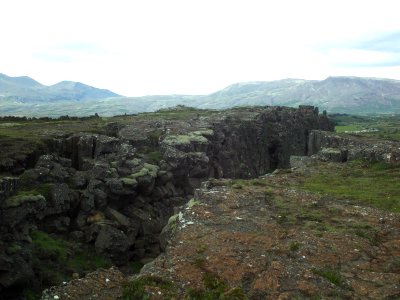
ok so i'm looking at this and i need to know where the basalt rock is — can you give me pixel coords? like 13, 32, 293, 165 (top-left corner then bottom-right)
0, 106, 333, 298
308, 130, 400, 164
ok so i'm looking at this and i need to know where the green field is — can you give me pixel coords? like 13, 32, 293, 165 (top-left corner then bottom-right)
332, 113, 400, 141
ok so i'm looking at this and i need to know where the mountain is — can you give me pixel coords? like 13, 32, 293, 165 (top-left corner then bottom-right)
1, 75, 400, 117
197, 77, 400, 113
0, 73, 120, 102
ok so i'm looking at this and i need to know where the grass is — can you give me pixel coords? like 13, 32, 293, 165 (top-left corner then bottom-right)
230, 178, 267, 189
289, 241, 301, 251
331, 113, 400, 141
5, 183, 53, 207
301, 161, 400, 212
67, 251, 111, 272
146, 151, 163, 163
19, 183, 53, 199
312, 267, 343, 287
186, 271, 247, 300
31, 230, 70, 261
335, 125, 363, 133
31, 230, 111, 290
123, 275, 175, 300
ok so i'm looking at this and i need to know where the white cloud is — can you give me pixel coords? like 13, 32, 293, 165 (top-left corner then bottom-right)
1, 0, 400, 95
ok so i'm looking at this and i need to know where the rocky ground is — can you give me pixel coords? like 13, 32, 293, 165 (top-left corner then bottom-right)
1, 106, 399, 299
45, 160, 400, 299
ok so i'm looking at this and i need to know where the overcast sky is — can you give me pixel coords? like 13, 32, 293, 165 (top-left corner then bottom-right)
1, 0, 400, 96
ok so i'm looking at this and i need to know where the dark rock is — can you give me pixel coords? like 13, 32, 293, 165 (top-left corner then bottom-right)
94, 225, 129, 265
308, 130, 400, 164
71, 171, 88, 189
0, 177, 18, 202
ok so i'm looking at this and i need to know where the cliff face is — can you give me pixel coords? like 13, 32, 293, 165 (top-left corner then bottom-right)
0, 106, 332, 298
308, 130, 400, 164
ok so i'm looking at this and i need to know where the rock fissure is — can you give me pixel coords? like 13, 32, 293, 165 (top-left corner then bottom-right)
0, 106, 334, 299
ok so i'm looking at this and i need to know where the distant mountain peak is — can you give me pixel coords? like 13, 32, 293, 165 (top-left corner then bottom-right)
0, 72, 120, 102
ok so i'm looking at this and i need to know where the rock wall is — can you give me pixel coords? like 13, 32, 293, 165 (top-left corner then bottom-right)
308, 130, 400, 164
0, 106, 332, 298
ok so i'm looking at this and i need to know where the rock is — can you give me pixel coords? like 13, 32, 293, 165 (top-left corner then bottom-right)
290, 156, 318, 169
70, 171, 88, 189
318, 147, 347, 162
69, 230, 85, 242
94, 225, 130, 265
43, 183, 76, 216
41, 267, 125, 300
0, 177, 18, 202
0, 251, 34, 291
41, 216, 71, 233
308, 130, 400, 165
94, 135, 119, 157
105, 207, 132, 227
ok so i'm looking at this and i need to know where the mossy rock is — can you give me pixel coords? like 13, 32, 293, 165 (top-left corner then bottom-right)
4, 194, 45, 208
128, 163, 159, 180
187, 198, 201, 208
121, 177, 138, 187
163, 132, 209, 146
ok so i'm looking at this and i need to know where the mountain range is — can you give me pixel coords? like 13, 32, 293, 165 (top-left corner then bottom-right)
1, 73, 400, 116
0, 73, 119, 102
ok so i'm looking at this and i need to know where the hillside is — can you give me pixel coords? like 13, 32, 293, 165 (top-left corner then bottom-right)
2, 74, 400, 116
0, 73, 120, 103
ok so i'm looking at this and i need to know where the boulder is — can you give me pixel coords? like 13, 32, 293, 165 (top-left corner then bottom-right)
94, 225, 130, 265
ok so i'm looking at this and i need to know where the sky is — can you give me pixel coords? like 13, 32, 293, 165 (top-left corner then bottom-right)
1, 0, 400, 96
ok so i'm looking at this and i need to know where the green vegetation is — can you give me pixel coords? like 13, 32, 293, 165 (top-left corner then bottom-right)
163, 132, 208, 146
5, 194, 44, 208
123, 275, 175, 300
230, 178, 267, 189
146, 151, 163, 163
301, 161, 400, 212
129, 261, 144, 274
31, 230, 111, 290
289, 241, 301, 252
331, 113, 400, 141
186, 272, 247, 300
128, 163, 159, 180
4, 183, 53, 207
312, 267, 343, 287
334, 124, 363, 133
187, 198, 201, 208
32, 230, 70, 261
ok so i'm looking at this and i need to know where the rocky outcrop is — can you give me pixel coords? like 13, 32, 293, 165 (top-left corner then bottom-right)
0, 106, 333, 298
308, 130, 400, 164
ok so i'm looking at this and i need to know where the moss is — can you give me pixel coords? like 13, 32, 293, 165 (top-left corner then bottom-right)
4, 194, 45, 208
31, 230, 111, 291
289, 241, 301, 252
7, 243, 22, 254
163, 132, 209, 146
128, 163, 159, 180
186, 271, 248, 300
121, 177, 138, 187
31, 230, 70, 261
301, 161, 400, 212
192, 129, 214, 137
123, 275, 176, 300
312, 267, 344, 287
167, 213, 179, 231
147, 151, 163, 163
187, 198, 201, 208
67, 251, 112, 273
